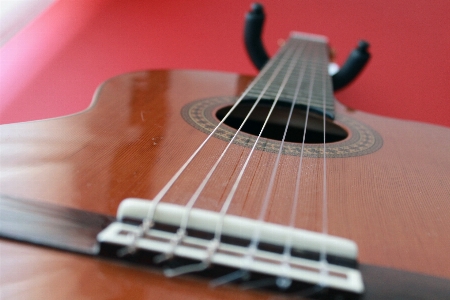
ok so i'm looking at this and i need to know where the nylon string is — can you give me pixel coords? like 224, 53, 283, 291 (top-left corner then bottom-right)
120, 36, 332, 294
277, 41, 330, 294
161, 41, 306, 272
118, 37, 295, 256
210, 40, 327, 288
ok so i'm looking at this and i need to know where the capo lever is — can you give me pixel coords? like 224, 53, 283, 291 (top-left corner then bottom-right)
244, 3, 371, 91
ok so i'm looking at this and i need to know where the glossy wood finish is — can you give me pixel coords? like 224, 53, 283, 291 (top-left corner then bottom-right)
2, 195, 450, 300
1, 70, 450, 299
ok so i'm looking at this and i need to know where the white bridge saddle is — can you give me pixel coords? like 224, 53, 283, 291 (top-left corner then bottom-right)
97, 198, 364, 295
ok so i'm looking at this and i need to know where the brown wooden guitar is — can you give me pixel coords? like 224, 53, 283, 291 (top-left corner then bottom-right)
1, 33, 450, 299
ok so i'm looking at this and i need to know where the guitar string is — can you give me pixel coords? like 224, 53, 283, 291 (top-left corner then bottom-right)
155, 44, 298, 264
274, 42, 330, 296
275, 42, 331, 296
117, 38, 293, 256
275, 42, 316, 289
214, 42, 321, 289
120, 36, 332, 293
246, 42, 332, 296
162, 38, 332, 290
206, 39, 309, 266
319, 40, 330, 288
158, 42, 302, 269
209, 39, 321, 287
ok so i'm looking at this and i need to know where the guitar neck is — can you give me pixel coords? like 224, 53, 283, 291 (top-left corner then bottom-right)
244, 33, 335, 119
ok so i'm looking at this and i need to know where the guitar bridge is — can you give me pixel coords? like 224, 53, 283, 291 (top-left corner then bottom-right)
97, 199, 364, 297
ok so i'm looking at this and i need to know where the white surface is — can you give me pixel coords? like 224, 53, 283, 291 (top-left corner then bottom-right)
0, 0, 56, 46
117, 198, 358, 259
98, 221, 364, 294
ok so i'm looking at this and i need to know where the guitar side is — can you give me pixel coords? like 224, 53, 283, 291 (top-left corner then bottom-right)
1, 70, 449, 299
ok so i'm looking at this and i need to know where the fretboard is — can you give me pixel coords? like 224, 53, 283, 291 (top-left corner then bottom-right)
245, 33, 335, 119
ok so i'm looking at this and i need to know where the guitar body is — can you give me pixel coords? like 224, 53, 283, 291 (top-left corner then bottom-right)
1, 70, 449, 299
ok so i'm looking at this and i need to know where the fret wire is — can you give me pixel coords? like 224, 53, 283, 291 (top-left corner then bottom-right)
247, 37, 335, 118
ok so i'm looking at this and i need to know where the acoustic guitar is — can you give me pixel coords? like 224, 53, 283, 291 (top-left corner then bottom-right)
1, 23, 449, 300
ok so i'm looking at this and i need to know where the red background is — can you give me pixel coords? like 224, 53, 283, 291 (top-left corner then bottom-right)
1, 0, 449, 127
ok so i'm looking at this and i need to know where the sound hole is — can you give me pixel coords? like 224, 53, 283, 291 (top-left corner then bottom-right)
216, 100, 348, 144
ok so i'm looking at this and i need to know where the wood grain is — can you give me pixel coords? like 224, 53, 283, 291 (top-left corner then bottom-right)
1, 70, 449, 299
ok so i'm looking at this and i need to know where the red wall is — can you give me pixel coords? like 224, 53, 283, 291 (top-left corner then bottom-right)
1, 0, 449, 127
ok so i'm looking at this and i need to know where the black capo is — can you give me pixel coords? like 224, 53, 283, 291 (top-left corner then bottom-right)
244, 3, 371, 91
